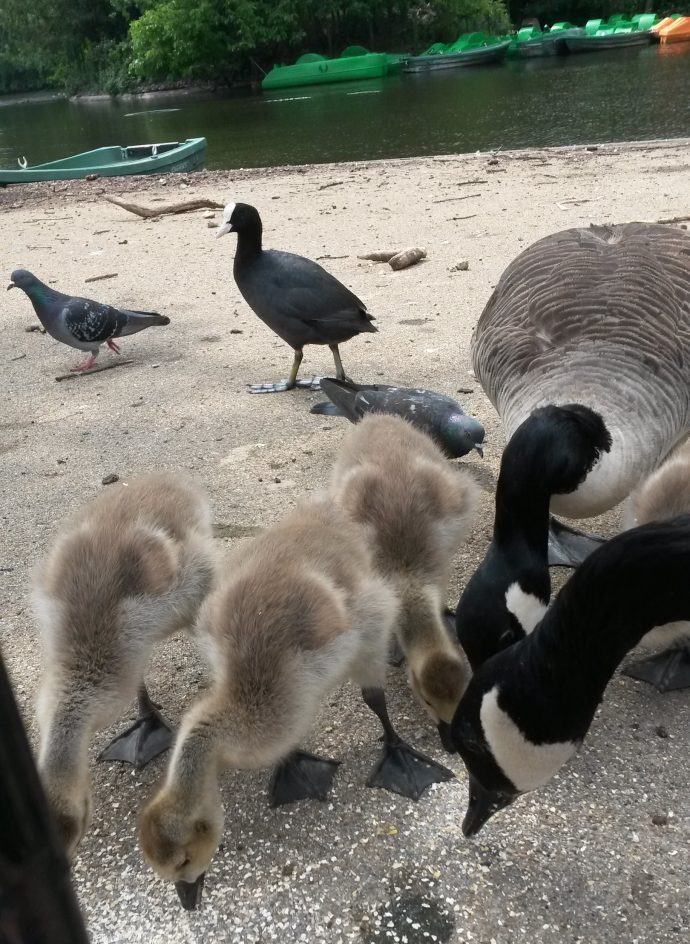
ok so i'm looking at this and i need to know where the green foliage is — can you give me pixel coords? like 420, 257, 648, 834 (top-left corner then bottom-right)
0, 0, 581, 94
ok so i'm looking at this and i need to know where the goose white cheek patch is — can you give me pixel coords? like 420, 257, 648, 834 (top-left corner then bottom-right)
480, 687, 577, 793
505, 583, 547, 634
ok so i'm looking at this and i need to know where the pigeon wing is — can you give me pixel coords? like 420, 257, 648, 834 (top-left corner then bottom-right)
63, 298, 125, 344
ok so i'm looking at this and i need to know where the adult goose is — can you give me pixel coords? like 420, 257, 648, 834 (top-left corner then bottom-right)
455, 404, 611, 672
471, 222, 690, 565
216, 202, 376, 392
451, 515, 690, 837
33, 474, 216, 858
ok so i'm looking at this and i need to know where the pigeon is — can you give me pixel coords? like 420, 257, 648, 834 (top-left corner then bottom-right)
8, 269, 170, 372
216, 202, 377, 393
311, 378, 485, 459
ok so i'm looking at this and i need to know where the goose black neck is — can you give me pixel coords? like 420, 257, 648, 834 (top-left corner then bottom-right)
523, 516, 690, 721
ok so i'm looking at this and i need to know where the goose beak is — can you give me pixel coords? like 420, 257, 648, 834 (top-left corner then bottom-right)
215, 222, 233, 238
462, 775, 514, 837
174, 872, 205, 910
7, 282, 16, 290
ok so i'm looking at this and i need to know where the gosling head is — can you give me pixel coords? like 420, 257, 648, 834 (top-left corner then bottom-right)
139, 791, 224, 911
43, 782, 92, 861
409, 646, 471, 751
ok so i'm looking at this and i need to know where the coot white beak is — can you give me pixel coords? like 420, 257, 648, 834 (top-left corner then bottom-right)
215, 222, 233, 238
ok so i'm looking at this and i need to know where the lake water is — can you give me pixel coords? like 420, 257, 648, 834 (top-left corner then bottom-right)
1, 43, 688, 171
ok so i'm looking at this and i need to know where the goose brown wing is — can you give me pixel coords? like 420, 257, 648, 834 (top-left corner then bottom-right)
471, 223, 690, 414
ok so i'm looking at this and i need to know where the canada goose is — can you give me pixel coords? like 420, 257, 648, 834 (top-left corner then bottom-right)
7, 269, 170, 372
33, 474, 216, 858
139, 496, 453, 909
622, 440, 690, 690
311, 379, 485, 459
216, 202, 376, 392
456, 404, 612, 672
331, 415, 479, 748
471, 222, 690, 565
451, 515, 690, 837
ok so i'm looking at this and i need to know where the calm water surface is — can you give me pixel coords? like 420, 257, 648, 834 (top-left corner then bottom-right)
1, 44, 688, 171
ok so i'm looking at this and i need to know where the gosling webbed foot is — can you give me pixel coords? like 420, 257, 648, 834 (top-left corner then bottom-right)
366, 734, 455, 801
247, 376, 323, 394
98, 706, 173, 767
623, 646, 690, 692
548, 516, 607, 568
268, 750, 340, 807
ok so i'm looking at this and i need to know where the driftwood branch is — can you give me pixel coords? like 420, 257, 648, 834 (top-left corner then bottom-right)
105, 197, 223, 220
55, 359, 134, 382
656, 214, 690, 225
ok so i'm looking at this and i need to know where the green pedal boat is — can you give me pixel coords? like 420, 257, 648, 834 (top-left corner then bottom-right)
262, 48, 392, 91
0, 138, 206, 185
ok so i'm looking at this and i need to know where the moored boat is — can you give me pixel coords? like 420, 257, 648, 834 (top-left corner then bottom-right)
0, 138, 206, 185
261, 49, 390, 91
565, 28, 653, 52
403, 35, 511, 73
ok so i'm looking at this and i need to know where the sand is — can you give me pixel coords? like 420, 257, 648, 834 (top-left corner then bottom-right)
1, 139, 690, 944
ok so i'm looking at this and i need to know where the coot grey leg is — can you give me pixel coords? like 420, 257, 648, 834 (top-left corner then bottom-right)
329, 344, 351, 382
623, 645, 690, 692
362, 686, 455, 800
98, 684, 173, 767
248, 349, 316, 394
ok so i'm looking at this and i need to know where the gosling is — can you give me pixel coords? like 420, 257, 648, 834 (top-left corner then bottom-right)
33, 473, 216, 859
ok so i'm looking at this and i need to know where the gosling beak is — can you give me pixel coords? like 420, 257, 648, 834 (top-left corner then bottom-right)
174, 872, 205, 911
462, 775, 514, 837
473, 443, 484, 459
437, 721, 457, 754
215, 222, 233, 238
7, 282, 16, 291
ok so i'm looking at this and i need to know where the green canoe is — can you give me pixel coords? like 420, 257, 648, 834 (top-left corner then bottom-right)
0, 138, 206, 185
262, 49, 390, 91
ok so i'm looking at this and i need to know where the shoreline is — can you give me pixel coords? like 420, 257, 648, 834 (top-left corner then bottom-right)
2, 136, 689, 211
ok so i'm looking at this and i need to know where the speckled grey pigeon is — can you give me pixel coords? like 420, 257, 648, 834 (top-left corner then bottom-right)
216, 202, 377, 393
8, 269, 170, 372
311, 378, 485, 459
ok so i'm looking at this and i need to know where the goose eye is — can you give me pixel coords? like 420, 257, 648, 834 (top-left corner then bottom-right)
177, 856, 191, 871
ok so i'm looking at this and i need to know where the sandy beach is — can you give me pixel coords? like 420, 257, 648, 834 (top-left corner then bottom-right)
2, 139, 690, 944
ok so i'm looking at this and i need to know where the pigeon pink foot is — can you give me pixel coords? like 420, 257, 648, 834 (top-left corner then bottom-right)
70, 355, 99, 373
107, 339, 122, 354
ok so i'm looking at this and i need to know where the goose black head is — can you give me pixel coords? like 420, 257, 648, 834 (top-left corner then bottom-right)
215, 201, 262, 240
451, 644, 579, 837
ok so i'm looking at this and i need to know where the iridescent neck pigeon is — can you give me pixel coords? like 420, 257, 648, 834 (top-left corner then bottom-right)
8, 269, 170, 372
311, 378, 485, 459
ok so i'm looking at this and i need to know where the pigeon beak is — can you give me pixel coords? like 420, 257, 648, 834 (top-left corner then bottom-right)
462, 775, 514, 837
7, 282, 16, 291
473, 444, 484, 459
215, 222, 233, 238
174, 872, 206, 910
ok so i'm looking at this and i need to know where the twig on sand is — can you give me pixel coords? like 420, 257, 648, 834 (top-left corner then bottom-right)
318, 181, 345, 190
105, 197, 223, 219
55, 359, 134, 382
656, 214, 690, 225
84, 273, 118, 284
448, 214, 478, 222
433, 193, 482, 204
